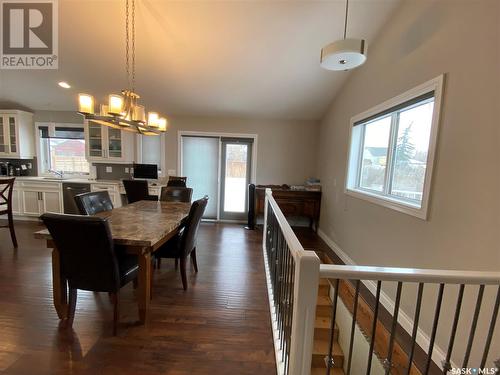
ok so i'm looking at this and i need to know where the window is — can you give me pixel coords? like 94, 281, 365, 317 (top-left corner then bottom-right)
346, 75, 443, 219
136, 134, 165, 176
37, 123, 89, 175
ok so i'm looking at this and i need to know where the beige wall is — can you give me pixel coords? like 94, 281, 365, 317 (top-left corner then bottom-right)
317, 0, 499, 272
165, 116, 319, 185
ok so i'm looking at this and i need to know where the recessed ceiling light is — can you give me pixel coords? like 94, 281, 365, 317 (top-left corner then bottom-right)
58, 81, 71, 89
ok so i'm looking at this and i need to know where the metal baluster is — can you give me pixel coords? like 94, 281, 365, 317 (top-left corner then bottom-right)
463, 284, 485, 368
406, 283, 424, 375
326, 279, 340, 375
384, 282, 403, 374
277, 230, 284, 345
366, 280, 382, 375
346, 280, 361, 375
424, 283, 445, 375
284, 244, 293, 374
287, 260, 295, 375
281, 241, 290, 360
443, 284, 465, 373
480, 285, 500, 368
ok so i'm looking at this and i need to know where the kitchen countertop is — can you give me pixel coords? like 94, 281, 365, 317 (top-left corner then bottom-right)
0, 176, 166, 186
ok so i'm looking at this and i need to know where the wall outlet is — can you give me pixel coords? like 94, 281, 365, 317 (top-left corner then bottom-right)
124, 167, 129, 173
106, 166, 113, 173
27, 163, 32, 169
168, 169, 176, 176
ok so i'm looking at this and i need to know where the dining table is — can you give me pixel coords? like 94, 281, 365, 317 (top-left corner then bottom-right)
34, 200, 192, 323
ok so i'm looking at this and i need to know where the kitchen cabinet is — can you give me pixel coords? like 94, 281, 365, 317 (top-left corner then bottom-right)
91, 182, 122, 208
0, 110, 35, 158
85, 121, 134, 163
20, 181, 63, 216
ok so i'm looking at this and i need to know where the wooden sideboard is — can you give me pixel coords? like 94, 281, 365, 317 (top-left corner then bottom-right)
254, 187, 321, 231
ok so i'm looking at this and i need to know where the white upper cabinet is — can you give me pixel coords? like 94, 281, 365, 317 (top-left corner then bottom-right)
84, 120, 134, 163
0, 110, 36, 158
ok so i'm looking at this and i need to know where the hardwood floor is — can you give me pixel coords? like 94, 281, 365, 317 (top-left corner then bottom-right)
0, 220, 276, 375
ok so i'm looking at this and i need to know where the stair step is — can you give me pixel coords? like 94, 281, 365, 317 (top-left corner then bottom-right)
316, 295, 333, 317
312, 340, 344, 368
311, 368, 345, 375
315, 316, 339, 341
318, 278, 330, 296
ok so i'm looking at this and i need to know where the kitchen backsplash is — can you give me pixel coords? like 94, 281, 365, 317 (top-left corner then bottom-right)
94, 163, 133, 180
0, 158, 37, 176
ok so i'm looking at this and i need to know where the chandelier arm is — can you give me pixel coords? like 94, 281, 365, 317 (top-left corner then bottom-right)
126, 0, 130, 91
343, 0, 349, 40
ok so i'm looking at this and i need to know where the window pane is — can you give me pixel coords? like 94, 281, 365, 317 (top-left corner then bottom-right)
390, 100, 434, 204
49, 139, 89, 173
223, 144, 248, 213
359, 116, 391, 192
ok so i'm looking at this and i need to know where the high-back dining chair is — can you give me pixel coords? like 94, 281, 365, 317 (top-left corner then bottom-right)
41, 213, 139, 335
159, 186, 193, 203
75, 191, 114, 215
122, 179, 158, 204
155, 196, 208, 290
0, 178, 17, 247
166, 176, 187, 187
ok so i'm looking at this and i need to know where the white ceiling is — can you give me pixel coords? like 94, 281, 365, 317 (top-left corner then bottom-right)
0, 0, 400, 120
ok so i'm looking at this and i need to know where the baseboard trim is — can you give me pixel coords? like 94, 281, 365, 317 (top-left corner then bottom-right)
317, 228, 452, 371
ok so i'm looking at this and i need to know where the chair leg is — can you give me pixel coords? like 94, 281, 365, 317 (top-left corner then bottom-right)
175, 258, 178, 270
190, 247, 198, 273
66, 288, 77, 329
110, 292, 119, 336
7, 211, 17, 248
180, 257, 188, 291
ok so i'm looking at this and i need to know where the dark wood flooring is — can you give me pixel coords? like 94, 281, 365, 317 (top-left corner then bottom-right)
0, 221, 276, 375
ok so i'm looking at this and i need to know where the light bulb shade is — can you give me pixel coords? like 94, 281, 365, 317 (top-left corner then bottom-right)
108, 94, 124, 115
100, 104, 109, 116
148, 112, 159, 127
78, 94, 94, 114
133, 105, 146, 123
158, 117, 167, 132
320, 38, 367, 71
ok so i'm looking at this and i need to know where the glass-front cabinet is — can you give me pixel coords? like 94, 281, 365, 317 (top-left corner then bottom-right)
85, 121, 131, 162
0, 110, 35, 158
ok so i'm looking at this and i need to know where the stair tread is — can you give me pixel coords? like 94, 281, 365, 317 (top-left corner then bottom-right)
319, 278, 330, 286
313, 339, 343, 356
317, 295, 332, 306
315, 316, 338, 330
311, 368, 345, 375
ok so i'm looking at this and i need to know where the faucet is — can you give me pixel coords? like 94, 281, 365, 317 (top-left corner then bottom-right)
49, 169, 64, 179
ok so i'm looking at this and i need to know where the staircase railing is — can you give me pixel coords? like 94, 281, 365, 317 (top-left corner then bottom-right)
262, 188, 500, 375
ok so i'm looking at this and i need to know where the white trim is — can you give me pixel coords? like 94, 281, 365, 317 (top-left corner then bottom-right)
345, 74, 445, 220
317, 228, 461, 371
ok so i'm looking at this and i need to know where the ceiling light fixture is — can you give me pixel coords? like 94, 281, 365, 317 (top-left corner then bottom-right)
58, 81, 71, 89
320, 0, 367, 71
77, 0, 167, 135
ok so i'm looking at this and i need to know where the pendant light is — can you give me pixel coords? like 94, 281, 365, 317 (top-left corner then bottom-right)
320, 0, 367, 71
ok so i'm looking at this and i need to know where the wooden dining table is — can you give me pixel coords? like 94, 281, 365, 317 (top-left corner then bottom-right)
34, 200, 192, 323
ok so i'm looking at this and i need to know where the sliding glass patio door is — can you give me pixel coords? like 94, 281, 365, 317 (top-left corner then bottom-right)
181, 135, 253, 221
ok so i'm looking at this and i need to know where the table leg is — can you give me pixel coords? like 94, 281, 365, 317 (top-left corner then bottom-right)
51, 246, 68, 319
138, 253, 151, 323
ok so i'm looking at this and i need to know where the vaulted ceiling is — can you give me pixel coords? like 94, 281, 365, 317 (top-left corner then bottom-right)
0, 0, 400, 120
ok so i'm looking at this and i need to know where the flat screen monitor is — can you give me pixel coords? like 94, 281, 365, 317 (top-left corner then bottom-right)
133, 163, 158, 180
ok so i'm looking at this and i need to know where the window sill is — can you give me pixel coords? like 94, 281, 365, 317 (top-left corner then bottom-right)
345, 188, 428, 220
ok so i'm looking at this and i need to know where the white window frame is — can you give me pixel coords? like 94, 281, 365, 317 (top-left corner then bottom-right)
345, 75, 444, 220
135, 133, 166, 177
35, 122, 90, 177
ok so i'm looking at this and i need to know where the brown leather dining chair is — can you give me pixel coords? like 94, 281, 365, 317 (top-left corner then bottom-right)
155, 196, 208, 290
0, 178, 17, 247
74, 191, 114, 215
41, 213, 139, 335
166, 176, 187, 187
122, 179, 158, 204
159, 186, 193, 203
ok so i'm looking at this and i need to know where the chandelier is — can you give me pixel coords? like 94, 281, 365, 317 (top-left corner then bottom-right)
77, 0, 166, 135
